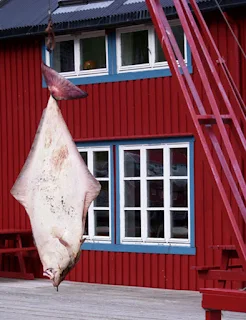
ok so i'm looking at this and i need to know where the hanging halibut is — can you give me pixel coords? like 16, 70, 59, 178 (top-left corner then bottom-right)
11, 63, 101, 290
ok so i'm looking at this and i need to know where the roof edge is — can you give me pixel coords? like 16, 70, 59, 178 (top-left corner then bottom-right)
0, 0, 245, 40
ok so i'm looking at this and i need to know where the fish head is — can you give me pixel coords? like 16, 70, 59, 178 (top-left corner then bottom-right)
43, 266, 68, 289
43, 249, 82, 289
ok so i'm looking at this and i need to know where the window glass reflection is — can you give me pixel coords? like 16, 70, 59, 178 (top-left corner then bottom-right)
171, 211, 188, 239
125, 210, 141, 237
53, 40, 74, 72
121, 30, 149, 66
94, 210, 109, 236
124, 150, 140, 177
148, 211, 164, 238
147, 149, 163, 176
170, 179, 187, 207
147, 180, 164, 207
94, 181, 109, 207
125, 180, 140, 207
94, 151, 108, 177
170, 148, 187, 176
80, 36, 106, 70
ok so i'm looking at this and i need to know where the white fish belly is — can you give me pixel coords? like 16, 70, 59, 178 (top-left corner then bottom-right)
11, 96, 100, 273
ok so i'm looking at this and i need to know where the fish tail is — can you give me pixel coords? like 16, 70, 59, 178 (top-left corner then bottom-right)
41, 61, 88, 100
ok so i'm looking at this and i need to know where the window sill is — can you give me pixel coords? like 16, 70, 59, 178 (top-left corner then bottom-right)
42, 65, 193, 86
81, 242, 196, 255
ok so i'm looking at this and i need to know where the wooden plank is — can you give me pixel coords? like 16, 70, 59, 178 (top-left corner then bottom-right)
143, 253, 151, 287
141, 80, 150, 135
0, 229, 32, 235
89, 250, 96, 283
136, 253, 144, 287
122, 252, 129, 286
99, 83, 107, 138
197, 115, 231, 125
109, 251, 115, 285
198, 270, 246, 281
115, 252, 122, 285
113, 82, 121, 137
192, 265, 221, 271
0, 271, 34, 280
95, 251, 102, 284
158, 254, 166, 289
129, 253, 137, 286
151, 254, 158, 288
201, 288, 246, 313
81, 250, 89, 283
134, 80, 142, 135
102, 251, 109, 284
210, 245, 236, 251
0, 247, 36, 254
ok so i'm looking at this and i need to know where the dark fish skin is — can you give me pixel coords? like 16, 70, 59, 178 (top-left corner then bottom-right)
41, 62, 88, 100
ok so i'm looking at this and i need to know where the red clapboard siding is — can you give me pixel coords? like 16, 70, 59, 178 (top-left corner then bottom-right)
0, 11, 245, 291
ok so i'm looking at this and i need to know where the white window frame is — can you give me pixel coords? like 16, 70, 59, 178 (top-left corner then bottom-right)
116, 21, 187, 73
45, 30, 108, 78
119, 143, 190, 246
78, 146, 111, 243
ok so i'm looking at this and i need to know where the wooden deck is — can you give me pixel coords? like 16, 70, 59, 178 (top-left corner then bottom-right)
0, 278, 244, 320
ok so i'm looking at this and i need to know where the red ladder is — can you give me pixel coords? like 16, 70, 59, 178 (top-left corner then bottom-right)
145, 0, 246, 278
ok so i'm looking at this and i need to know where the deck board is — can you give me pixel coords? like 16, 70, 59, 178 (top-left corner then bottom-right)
0, 279, 244, 320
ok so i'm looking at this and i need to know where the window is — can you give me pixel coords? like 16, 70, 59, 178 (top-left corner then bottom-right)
119, 143, 190, 245
43, 21, 191, 86
78, 146, 111, 242
46, 31, 108, 77
77, 138, 195, 254
116, 22, 186, 73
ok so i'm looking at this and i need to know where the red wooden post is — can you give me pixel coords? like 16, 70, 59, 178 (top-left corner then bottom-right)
205, 310, 221, 320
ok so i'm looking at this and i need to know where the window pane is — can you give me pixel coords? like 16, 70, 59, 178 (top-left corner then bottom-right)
94, 210, 109, 236
83, 214, 88, 235
147, 149, 163, 176
148, 211, 164, 238
170, 148, 187, 176
171, 211, 188, 239
173, 25, 185, 57
124, 150, 140, 177
170, 179, 188, 207
94, 151, 108, 177
121, 30, 149, 66
125, 210, 141, 237
125, 180, 140, 207
94, 181, 109, 207
147, 180, 164, 207
80, 36, 106, 70
80, 152, 87, 166
155, 25, 184, 63
53, 40, 74, 72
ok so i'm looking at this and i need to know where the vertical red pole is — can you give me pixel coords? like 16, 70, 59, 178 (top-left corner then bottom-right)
205, 310, 221, 320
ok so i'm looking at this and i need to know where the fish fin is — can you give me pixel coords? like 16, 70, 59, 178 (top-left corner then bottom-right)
41, 62, 88, 100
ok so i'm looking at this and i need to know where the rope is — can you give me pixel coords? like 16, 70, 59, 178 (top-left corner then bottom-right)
214, 0, 246, 60
45, 0, 55, 53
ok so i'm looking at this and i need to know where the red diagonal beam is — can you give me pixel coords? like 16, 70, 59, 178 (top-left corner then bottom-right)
149, 1, 245, 221
189, 0, 246, 120
173, 0, 246, 199
145, 0, 246, 270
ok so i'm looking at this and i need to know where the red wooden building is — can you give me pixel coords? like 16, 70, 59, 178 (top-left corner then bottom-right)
0, 0, 245, 292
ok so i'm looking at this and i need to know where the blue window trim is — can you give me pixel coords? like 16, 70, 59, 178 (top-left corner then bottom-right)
76, 136, 196, 255
42, 30, 193, 87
